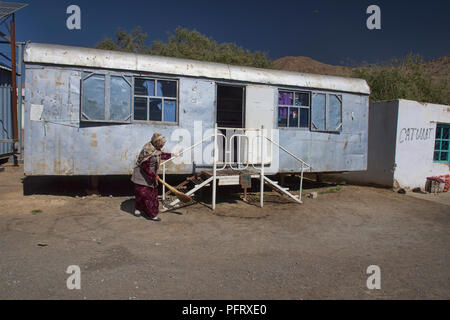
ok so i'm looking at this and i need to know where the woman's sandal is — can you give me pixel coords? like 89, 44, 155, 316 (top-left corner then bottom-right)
150, 217, 161, 222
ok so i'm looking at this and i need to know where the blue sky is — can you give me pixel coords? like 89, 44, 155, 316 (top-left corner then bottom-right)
2, 0, 449, 66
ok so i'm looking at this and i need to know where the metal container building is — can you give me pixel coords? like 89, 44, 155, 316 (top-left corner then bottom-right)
0, 65, 13, 159
23, 43, 370, 177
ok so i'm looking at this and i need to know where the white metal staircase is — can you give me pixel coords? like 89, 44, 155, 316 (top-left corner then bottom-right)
263, 176, 302, 203
160, 124, 312, 211
167, 176, 214, 208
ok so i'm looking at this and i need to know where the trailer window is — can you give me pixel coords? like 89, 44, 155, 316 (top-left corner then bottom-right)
110, 76, 132, 122
133, 77, 178, 123
82, 74, 105, 121
135, 79, 155, 96
329, 94, 343, 131
149, 98, 162, 121
134, 97, 147, 121
311, 93, 343, 133
277, 90, 310, 129
81, 72, 132, 123
157, 80, 177, 98
311, 93, 326, 131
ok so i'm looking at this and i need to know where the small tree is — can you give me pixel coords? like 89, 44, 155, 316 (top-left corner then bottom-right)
95, 26, 150, 54
150, 27, 273, 68
96, 26, 273, 69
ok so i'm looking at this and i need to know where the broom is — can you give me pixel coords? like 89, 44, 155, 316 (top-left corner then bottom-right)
156, 176, 192, 203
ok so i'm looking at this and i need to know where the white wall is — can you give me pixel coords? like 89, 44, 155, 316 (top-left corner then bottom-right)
394, 100, 450, 189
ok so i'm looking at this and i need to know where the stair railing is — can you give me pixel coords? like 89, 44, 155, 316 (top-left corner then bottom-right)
159, 124, 312, 208
260, 126, 312, 204
160, 133, 214, 202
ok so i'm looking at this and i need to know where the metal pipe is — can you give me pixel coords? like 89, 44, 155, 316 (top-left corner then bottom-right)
160, 134, 213, 166
17, 42, 23, 163
212, 123, 217, 210
260, 125, 264, 208
162, 163, 166, 201
237, 134, 240, 167
10, 14, 18, 146
300, 165, 304, 202
265, 136, 311, 169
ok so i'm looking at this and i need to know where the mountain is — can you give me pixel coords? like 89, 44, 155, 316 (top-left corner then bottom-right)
273, 54, 449, 104
273, 54, 450, 85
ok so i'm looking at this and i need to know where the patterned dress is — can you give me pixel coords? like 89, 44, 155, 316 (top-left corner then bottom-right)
133, 153, 172, 219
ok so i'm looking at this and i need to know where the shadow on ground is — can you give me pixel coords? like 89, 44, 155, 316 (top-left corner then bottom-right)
21, 172, 347, 205
22, 175, 190, 197
120, 198, 136, 216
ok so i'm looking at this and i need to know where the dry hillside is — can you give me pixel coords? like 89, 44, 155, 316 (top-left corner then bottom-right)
274, 54, 450, 85
424, 53, 450, 84
273, 56, 353, 77
274, 53, 449, 104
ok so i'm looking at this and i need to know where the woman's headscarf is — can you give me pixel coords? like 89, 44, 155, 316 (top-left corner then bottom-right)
136, 133, 167, 166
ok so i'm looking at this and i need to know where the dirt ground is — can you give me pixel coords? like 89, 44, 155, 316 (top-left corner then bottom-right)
0, 164, 449, 300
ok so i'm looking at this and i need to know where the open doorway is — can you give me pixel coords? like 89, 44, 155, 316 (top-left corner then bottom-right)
216, 84, 245, 163
216, 84, 245, 128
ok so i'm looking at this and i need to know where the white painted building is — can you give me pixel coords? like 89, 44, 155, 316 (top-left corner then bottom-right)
338, 99, 450, 189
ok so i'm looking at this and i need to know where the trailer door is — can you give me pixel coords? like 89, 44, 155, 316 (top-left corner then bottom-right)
245, 85, 274, 164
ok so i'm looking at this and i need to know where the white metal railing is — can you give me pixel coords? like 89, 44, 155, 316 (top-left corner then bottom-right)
264, 135, 312, 204
160, 124, 312, 210
160, 133, 214, 202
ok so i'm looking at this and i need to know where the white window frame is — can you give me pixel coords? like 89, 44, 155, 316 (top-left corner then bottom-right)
132, 76, 179, 125
277, 89, 311, 129
311, 91, 343, 133
80, 71, 133, 123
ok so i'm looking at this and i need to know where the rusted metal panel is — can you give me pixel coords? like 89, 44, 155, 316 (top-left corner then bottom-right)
24, 68, 216, 175
24, 43, 371, 95
24, 64, 369, 176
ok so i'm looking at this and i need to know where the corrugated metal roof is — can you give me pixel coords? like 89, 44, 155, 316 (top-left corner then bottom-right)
24, 42, 370, 95
0, 2, 28, 19
0, 63, 11, 72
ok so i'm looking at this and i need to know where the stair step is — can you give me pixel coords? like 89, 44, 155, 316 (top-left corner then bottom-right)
261, 176, 302, 204
168, 176, 214, 207
218, 175, 240, 186
270, 180, 288, 190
